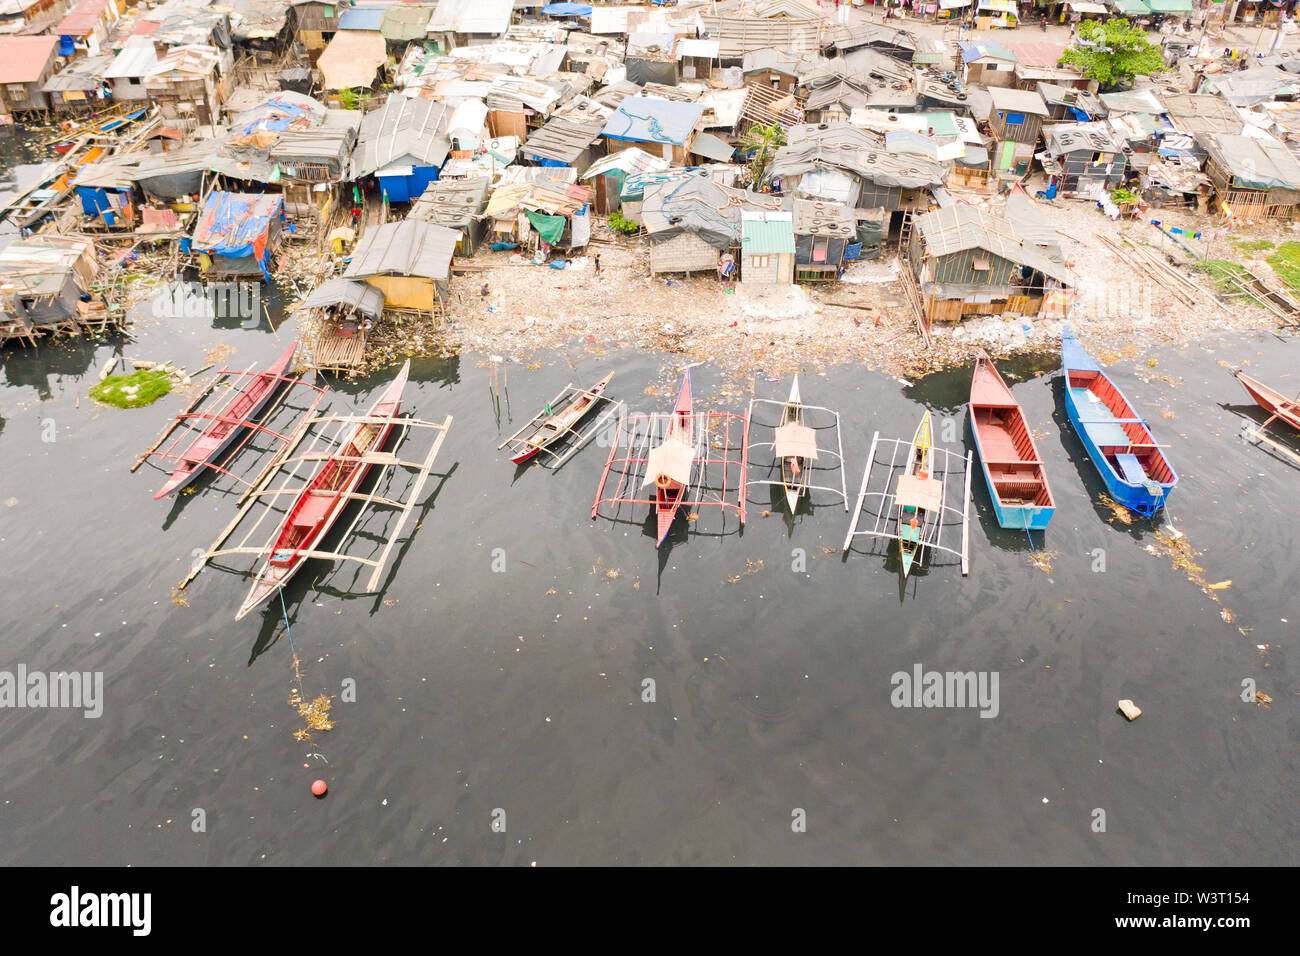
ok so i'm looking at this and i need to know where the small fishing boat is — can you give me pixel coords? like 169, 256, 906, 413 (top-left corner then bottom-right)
896, 411, 940, 578
643, 369, 694, 546
155, 340, 298, 500
1061, 330, 1177, 517
1234, 370, 1300, 432
775, 376, 818, 513
510, 371, 614, 464
969, 350, 1055, 530
235, 360, 409, 620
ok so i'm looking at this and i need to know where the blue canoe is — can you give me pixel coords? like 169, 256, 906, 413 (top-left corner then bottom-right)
1061, 330, 1177, 517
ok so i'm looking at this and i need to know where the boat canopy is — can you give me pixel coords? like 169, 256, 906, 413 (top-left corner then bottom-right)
643, 438, 694, 488
774, 422, 818, 461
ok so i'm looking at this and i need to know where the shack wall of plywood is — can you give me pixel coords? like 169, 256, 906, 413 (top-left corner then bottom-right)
488, 109, 528, 140
990, 111, 1042, 146
362, 274, 435, 311
1059, 147, 1125, 187
649, 232, 719, 273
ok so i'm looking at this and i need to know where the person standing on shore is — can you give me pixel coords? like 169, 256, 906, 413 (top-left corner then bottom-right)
594, 253, 602, 278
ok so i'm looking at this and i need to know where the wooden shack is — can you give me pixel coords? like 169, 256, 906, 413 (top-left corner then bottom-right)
907, 204, 1073, 323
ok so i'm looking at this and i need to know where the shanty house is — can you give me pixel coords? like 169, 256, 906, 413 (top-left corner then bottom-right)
290, 0, 344, 56
524, 113, 606, 171
103, 36, 157, 103
0, 0, 66, 35
40, 53, 114, 112
602, 96, 704, 166
342, 218, 459, 314
639, 169, 790, 275
191, 191, 285, 280
762, 122, 946, 235
409, 175, 491, 255
697, 13, 822, 66
907, 204, 1073, 324
580, 145, 669, 215
295, 277, 386, 374
482, 176, 594, 250
53, 0, 121, 58
0, 235, 98, 346
792, 198, 856, 282
1199, 132, 1300, 220
1043, 122, 1127, 198
676, 37, 719, 83
741, 211, 795, 287
985, 87, 1048, 179
144, 44, 229, 129
1036, 82, 1102, 123
0, 36, 59, 116
351, 98, 452, 203
741, 48, 801, 94
427, 0, 512, 50
960, 39, 1017, 89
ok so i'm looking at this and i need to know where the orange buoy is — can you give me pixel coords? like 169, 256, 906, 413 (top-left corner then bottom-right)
656, 472, 671, 489
909, 518, 919, 529
311, 779, 328, 797
918, 470, 929, 480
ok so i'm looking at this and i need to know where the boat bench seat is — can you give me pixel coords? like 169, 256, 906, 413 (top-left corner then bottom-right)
1114, 453, 1147, 484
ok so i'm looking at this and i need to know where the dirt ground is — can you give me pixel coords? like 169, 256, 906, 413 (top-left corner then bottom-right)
436, 195, 1290, 383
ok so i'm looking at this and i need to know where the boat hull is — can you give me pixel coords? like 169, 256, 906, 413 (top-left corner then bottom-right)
235, 362, 407, 620
1236, 372, 1300, 431
969, 421, 1054, 531
1062, 335, 1176, 517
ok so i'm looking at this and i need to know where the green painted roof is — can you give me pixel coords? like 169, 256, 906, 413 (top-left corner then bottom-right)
742, 213, 795, 254
1110, 0, 1150, 14
1146, 0, 1190, 11
922, 112, 960, 137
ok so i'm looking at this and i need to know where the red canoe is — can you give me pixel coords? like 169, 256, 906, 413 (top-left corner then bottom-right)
155, 339, 299, 500
235, 360, 410, 621
969, 350, 1055, 531
1235, 370, 1300, 432
647, 369, 694, 546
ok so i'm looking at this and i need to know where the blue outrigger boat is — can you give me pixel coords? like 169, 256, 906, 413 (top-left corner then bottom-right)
1061, 330, 1177, 516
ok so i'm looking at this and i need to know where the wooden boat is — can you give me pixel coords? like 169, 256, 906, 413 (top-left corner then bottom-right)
775, 375, 818, 513
1234, 370, 1300, 432
1061, 330, 1177, 517
155, 340, 299, 500
235, 360, 410, 621
510, 371, 614, 464
644, 369, 694, 546
969, 350, 1055, 530
896, 411, 940, 578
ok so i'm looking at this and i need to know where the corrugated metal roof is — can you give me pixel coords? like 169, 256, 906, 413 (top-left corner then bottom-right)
525, 115, 605, 164
988, 86, 1048, 117
54, 0, 112, 37
0, 35, 57, 84
343, 218, 459, 282
742, 211, 795, 254
352, 96, 451, 177
337, 7, 386, 31
409, 175, 490, 228
297, 277, 386, 319
429, 0, 512, 35
913, 204, 1072, 286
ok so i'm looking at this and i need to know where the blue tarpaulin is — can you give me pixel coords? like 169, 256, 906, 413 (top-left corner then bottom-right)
59, 35, 76, 57
192, 192, 285, 281
541, 3, 592, 15
236, 96, 314, 135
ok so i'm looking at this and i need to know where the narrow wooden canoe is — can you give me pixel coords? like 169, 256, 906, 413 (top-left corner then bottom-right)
155, 339, 298, 500
235, 360, 409, 621
511, 371, 614, 464
1062, 330, 1176, 517
776, 375, 818, 514
646, 369, 693, 547
896, 411, 938, 578
1234, 370, 1300, 432
969, 350, 1055, 530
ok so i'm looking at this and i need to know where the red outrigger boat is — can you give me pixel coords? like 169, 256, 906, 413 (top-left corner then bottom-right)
235, 360, 410, 621
969, 350, 1055, 530
154, 339, 299, 500
645, 369, 694, 546
509, 371, 614, 464
1234, 370, 1300, 432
